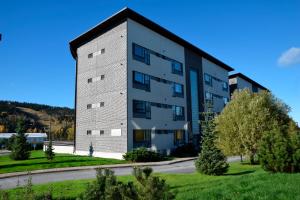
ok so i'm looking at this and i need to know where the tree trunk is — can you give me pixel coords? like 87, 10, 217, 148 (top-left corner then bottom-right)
240, 155, 243, 162
249, 153, 255, 165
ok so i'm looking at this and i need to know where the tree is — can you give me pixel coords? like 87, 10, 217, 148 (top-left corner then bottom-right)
45, 137, 55, 161
66, 126, 74, 141
215, 89, 290, 164
259, 120, 300, 173
195, 105, 228, 175
10, 119, 31, 160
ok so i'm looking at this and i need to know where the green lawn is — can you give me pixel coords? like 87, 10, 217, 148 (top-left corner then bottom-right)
3, 162, 300, 200
0, 150, 126, 174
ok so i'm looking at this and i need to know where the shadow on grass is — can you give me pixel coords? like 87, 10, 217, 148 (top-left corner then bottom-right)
225, 170, 255, 176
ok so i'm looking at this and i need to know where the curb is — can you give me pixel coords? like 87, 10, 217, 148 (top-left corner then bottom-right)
0, 157, 197, 179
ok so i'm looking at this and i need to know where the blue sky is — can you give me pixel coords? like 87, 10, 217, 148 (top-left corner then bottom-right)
0, 0, 299, 123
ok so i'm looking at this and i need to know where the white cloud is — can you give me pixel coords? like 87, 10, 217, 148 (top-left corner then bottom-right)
278, 47, 300, 67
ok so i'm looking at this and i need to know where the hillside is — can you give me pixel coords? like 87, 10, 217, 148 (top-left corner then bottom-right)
0, 101, 74, 140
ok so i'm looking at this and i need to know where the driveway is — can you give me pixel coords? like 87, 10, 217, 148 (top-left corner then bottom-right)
0, 156, 240, 190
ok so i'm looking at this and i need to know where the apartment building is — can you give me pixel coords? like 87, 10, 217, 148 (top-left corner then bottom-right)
69, 8, 233, 159
229, 73, 267, 96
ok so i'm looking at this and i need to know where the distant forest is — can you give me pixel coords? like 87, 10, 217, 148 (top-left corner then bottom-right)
0, 100, 74, 141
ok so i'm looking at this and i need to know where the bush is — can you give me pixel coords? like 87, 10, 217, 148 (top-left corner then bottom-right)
78, 168, 138, 200
123, 148, 165, 162
259, 122, 300, 173
171, 143, 198, 157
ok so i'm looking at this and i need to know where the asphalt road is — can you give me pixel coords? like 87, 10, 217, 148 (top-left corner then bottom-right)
0, 157, 240, 190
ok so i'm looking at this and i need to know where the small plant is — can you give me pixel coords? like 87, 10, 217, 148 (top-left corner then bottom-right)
123, 148, 164, 162
45, 138, 55, 161
10, 119, 31, 160
133, 167, 175, 200
195, 105, 228, 175
89, 142, 94, 157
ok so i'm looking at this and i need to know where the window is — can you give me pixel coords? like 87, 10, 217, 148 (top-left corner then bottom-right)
222, 82, 229, 91
87, 104, 92, 109
101, 75, 105, 80
101, 48, 105, 54
174, 130, 185, 145
88, 53, 93, 58
133, 130, 151, 148
205, 92, 213, 104
100, 102, 104, 107
133, 100, 151, 119
172, 61, 183, 75
87, 130, 91, 135
204, 73, 212, 86
173, 83, 184, 97
87, 78, 92, 83
132, 43, 150, 65
100, 130, 104, 135
252, 85, 258, 93
223, 97, 229, 105
173, 106, 185, 121
133, 71, 150, 91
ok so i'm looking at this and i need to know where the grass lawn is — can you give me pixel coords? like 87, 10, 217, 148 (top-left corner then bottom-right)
0, 150, 126, 174
3, 162, 300, 200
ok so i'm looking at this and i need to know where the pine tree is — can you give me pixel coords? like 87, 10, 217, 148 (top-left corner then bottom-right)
45, 136, 55, 161
195, 105, 229, 175
10, 119, 31, 160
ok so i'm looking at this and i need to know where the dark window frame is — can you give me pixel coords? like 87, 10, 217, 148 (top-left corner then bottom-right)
173, 83, 184, 98
132, 71, 151, 91
173, 106, 185, 121
133, 129, 151, 148
133, 100, 151, 119
132, 43, 150, 65
204, 73, 212, 86
171, 61, 183, 75
174, 130, 185, 146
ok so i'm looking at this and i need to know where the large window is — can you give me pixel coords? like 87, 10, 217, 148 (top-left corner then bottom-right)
132, 43, 150, 65
204, 73, 212, 86
133, 71, 150, 91
133, 100, 151, 119
222, 82, 229, 92
172, 61, 183, 75
173, 106, 185, 121
133, 130, 151, 148
173, 83, 184, 97
174, 130, 185, 146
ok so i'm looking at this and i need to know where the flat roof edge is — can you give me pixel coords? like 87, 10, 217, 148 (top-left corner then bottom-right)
69, 8, 234, 71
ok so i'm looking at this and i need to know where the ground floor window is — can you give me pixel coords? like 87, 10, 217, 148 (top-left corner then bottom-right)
174, 130, 185, 146
133, 130, 151, 148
